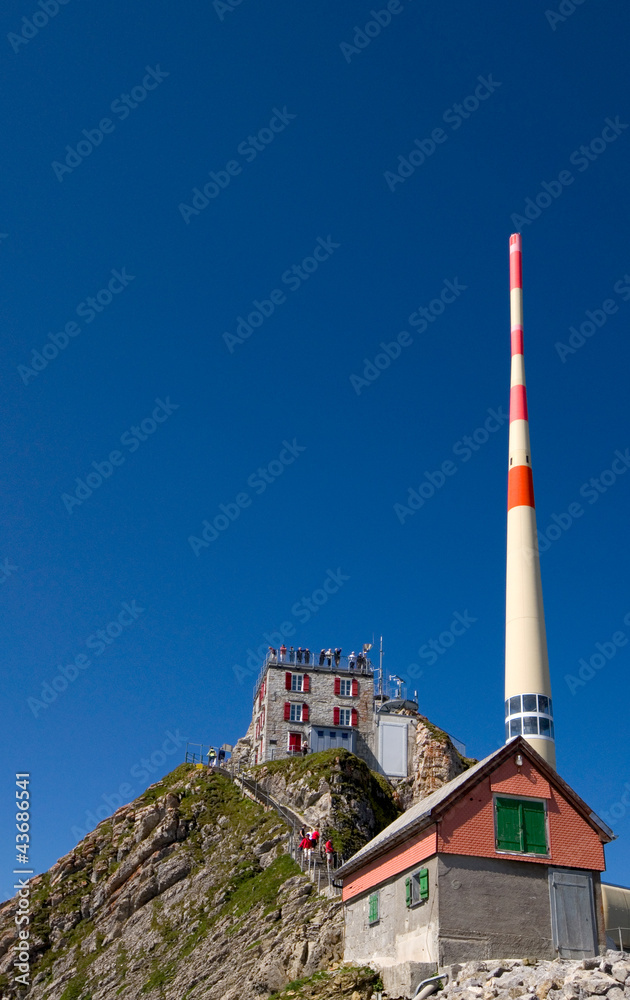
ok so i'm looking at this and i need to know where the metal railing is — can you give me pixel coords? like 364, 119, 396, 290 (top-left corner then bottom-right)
608, 925, 629, 953
211, 756, 342, 896
253, 652, 374, 700
185, 743, 230, 767
289, 835, 343, 895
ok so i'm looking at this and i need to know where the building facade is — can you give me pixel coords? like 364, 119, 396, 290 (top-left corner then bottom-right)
251, 652, 378, 767
337, 738, 612, 996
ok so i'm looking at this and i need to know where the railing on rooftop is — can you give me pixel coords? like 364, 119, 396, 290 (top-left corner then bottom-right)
253, 651, 374, 700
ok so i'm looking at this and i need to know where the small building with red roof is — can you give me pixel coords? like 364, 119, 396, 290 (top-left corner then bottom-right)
336, 737, 613, 996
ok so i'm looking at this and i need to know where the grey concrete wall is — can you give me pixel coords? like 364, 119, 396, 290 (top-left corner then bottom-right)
437, 854, 556, 962
343, 856, 440, 972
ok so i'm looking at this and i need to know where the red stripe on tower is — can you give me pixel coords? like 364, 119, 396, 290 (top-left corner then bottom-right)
509, 233, 522, 289
507, 465, 535, 510
510, 384, 529, 422
511, 328, 524, 355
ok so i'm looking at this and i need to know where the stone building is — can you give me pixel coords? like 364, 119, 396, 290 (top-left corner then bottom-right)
337, 737, 613, 997
250, 651, 378, 767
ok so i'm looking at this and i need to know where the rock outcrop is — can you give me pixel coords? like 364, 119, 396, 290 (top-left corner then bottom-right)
437, 953, 630, 1000
392, 715, 476, 810
0, 757, 397, 1000
251, 748, 401, 858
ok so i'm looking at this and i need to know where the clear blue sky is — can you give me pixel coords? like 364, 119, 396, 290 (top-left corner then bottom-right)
2, 0, 630, 899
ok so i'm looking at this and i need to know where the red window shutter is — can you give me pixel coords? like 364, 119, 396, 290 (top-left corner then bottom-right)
284, 702, 291, 720
352, 678, 358, 697
285, 672, 292, 690
302, 703, 309, 722
334, 677, 341, 696
303, 674, 310, 693
351, 708, 358, 727
333, 707, 340, 725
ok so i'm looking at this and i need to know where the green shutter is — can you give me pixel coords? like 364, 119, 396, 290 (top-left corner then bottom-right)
496, 797, 523, 851
522, 799, 547, 854
419, 868, 429, 901
368, 893, 379, 924
405, 877, 411, 907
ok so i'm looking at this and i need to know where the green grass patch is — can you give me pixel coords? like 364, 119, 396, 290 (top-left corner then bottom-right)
59, 973, 88, 1000
222, 854, 300, 918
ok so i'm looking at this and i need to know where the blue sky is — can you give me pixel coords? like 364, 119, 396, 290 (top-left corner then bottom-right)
2, 0, 630, 898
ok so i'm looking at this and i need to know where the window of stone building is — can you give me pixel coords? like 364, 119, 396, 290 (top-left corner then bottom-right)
338, 707, 351, 726
368, 892, 379, 925
291, 674, 303, 692
289, 704, 303, 722
495, 796, 548, 855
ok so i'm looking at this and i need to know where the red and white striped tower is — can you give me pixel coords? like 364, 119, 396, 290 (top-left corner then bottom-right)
504, 233, 556, 768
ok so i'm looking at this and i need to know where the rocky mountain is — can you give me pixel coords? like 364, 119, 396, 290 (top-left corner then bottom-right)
0, 750, 401, 1000
0, 719, 475, 1000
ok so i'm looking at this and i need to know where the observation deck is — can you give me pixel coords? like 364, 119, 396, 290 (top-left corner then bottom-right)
253, 650, 374, 701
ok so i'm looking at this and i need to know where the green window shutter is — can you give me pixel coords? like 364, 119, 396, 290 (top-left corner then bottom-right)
368, 893, 379, 924
419, 868, 429, 901
496, 797, 523, 851
522, 800, 547, 854
405, 877, 411, 907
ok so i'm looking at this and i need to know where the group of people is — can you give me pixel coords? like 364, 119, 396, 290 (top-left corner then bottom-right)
298, 826, 335, 865
207, 747, 226, 767
268, 645, 314, 664
267, 645, 369, 670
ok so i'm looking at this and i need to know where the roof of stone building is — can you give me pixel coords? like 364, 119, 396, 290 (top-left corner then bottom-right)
336, 737, 614, 878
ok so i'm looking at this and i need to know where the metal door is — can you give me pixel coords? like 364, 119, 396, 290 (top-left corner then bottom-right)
549, 869, 597, 958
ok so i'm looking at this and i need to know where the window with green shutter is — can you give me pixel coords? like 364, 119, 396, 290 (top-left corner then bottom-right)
405, 868, 430, 907
368, 892, 379, 924
418, 868, 429, 900
495, 797, 547, 855
521, 800, 547, 854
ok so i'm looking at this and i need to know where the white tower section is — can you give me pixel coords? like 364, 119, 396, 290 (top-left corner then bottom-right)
504, 234, 556, 768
